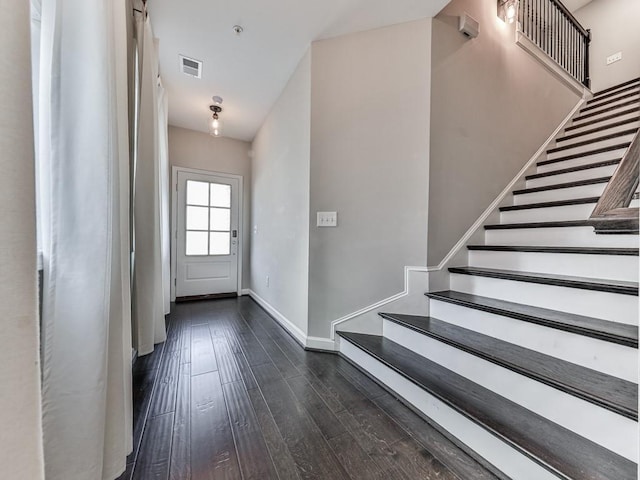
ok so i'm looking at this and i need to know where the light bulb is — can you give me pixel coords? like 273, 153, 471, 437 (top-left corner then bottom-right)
506, 2, 516, 23
209, 114, 223, 137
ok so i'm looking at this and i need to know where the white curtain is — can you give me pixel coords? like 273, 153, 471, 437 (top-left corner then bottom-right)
35, 0, 133, 479
132, 14, 167, 355
0, 1, 45, 479
158, 78, 172, 315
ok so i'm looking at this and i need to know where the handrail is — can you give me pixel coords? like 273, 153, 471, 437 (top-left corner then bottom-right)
548, 0, 588, 37
518, 0, 591, 88
589, 130, 639, 234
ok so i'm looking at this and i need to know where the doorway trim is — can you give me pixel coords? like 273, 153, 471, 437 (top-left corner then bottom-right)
171, 166, 244, 302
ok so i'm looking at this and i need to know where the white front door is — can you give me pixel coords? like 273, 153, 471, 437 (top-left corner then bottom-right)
176, 170, 240, 298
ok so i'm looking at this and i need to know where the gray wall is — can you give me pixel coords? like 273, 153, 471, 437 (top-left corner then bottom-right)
168, 126, 252, 288
308, 19, 432, 338
574, 0, 640, 92
427, 0, 582, 265
250, 51, 311, 334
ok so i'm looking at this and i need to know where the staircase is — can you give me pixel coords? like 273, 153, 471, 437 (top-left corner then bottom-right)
337, 78, 640, 480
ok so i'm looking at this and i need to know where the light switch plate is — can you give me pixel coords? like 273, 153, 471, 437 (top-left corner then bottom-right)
606, 51, 622, 65
317, 211, 338, 227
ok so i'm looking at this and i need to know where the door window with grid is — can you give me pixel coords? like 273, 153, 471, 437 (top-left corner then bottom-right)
185, 180, 231, 256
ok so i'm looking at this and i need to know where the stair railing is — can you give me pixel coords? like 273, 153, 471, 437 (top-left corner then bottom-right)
518, 0, 591, 88
589, 131, 640, 234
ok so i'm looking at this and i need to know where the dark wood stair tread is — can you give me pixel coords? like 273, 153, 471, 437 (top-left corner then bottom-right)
587, 84, 640, 105
592, 78, 640, 98
538, 144, 630, 167
573, 99, 639, 123
378, 313, 637, 419
565, 108, 640, 132
547, 129, 637, 154
337, 332, 637, 480
500, 197, 599, 212
485, 219, 593, 229
581, 91, 640, 113
558, 118, 639, 143
448, 266, 639, 296
526, 160, 621, 180
467, 245, 638, 256
426, 290, 638, 348
513, 177, 610, 195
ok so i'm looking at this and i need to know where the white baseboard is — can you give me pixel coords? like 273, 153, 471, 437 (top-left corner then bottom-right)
425, 96, 586, 273
247, 290, 337, 351
330, 266, 432, 338
247, 290, 307, 345
329, 98, 585, 341
306, 336, 337, 351
240, 288, 251, 296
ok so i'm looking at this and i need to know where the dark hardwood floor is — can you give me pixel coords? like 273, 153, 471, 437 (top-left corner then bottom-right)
117, 296, 500, 480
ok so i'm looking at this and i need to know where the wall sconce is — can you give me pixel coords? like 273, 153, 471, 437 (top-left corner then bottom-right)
498, 0, 518, 24
209, 96, 224, 137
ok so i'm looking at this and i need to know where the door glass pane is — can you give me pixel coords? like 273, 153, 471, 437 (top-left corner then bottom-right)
210, 183, 231, 208
209, 232, 230, 255
186, 231, 208, 255
186, 206, 209, 230
186, 180, 209, 206
209, 208, 230, 231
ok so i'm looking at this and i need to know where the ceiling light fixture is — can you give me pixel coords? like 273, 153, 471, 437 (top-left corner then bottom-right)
209, 96, 224, 137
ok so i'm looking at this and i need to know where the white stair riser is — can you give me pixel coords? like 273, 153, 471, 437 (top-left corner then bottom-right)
382, 320, 637, 461
468, 250, 638, 282
580, 90, 640, 114
591, 82, 640, 99
566, 111, 640, 136
587, 88, 640, 110
526, 164, 618, 189
500, 203, 595, 223
536, 147, 628, 173
450, 273, 638, 324
557, 120, 640, 144
572, 100, 640, 127
485, 226, 639, 248
583, 96, 640, 117
576, 94, 640, 119
339, 339, 560, 480
514, 183, 606, 205
546, 134, 635, 161
631, 198, 640, 208
429, 300, 638, 382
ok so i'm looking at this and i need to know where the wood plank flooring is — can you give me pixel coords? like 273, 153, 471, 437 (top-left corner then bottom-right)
117, 297, 501, 480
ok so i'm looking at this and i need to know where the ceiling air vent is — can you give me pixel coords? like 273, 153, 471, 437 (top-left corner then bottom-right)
179, 55, 202, 79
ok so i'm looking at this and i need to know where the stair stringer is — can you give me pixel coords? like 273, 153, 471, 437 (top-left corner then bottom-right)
332, 96, 586, 339
426, 95, 586, 287
338, 337, 562, 480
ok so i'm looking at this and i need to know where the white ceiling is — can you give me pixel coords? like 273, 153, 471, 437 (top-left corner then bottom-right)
147, 0, 450, 141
